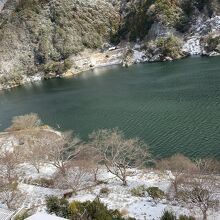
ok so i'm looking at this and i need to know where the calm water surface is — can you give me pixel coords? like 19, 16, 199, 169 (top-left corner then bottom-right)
0, 57, 220, 159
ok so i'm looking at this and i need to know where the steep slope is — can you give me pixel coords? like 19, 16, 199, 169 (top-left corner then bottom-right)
0, 0, 220, 89
0, 0, 120, 89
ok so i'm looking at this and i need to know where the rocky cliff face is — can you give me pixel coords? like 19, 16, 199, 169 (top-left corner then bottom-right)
0, 0, 220, 89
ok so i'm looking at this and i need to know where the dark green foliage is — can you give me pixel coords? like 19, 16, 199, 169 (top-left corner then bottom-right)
44, 59, 72, 75
46, 196, 69, 218
146, 187, 165, 200
69, 199, 136, 220
179, 215, 196, 220
205, 35, 220, 52
112, 0, 155, 42
160, 210, 177, 220
156, 36, 183, 59
46, 196, 136, 220
160, 211, 196, 220
76, 199, 115, 220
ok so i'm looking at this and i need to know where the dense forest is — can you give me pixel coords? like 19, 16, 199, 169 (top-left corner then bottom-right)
0, 0, 220, 88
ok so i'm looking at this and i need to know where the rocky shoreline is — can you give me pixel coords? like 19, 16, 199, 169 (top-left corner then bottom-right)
1, 30, 220, 91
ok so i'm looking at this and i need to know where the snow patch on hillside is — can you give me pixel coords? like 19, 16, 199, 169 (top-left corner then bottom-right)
182, 36, 201, 55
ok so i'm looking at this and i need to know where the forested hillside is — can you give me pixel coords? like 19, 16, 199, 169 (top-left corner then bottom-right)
0, 0, 220, 89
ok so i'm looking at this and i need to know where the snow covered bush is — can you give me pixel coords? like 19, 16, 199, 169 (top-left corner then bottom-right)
31, 177, 54, 188
130, 185, 146, 197
146, 187, 165, 200
100, 187, 110, 196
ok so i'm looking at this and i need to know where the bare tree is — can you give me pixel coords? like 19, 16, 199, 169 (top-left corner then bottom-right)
0, 179, 24, 209
6, 113, 42, 132
0, 143, 24, 209
46, 131, 81, 175
0, 143, 20, 183
53, 161, 93, 194
18, 131, 48, 173
157, 154, 198, 197
178, 173, 219, 220
77, 144, 102, 183
89, 129, 150, 186
195, 158, 220, 175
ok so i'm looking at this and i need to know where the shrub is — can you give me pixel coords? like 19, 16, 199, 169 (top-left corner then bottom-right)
205, 35, 220, 52
156, 36, 183, 59
32, 177, 54, 188
130, 185, 146, 197
46, 196, 136, 220
100, 187, 110, 195
146, 187, 165, 200
69, 199, 116, 220
68, 198, 136, 220
179, 215, 196, 220
6, 113, 42, 132
14, 211, 29, 220
96, 180, 108, 185
150, 0, 184, 28
46, 196, 135, 220
68, 201, 84, 219
0, 72, 23, 88
160, 211, 196, 220
46, 196, 69, 218
44, 59, 72, 75
160, 210, 176, 220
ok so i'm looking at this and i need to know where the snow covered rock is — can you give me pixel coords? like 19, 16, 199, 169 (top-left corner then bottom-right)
182, 36, 202, 55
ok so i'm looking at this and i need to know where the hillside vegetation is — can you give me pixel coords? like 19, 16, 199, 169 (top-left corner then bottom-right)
0, 0, 220, 88
0, 0, 120, 85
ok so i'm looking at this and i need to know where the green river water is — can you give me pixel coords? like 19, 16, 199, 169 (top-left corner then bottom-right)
0, 57, 220, 159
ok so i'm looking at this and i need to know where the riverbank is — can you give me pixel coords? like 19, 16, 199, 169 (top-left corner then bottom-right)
0, 45, 217, 92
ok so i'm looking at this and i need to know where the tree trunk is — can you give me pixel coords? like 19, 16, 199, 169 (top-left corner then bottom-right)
122, 177, 127, 186
202, 210, 207, 220
34, 165, 40, 173
173, 180, 178, 196
59, 164, 66, 176
93, 167, 99, 183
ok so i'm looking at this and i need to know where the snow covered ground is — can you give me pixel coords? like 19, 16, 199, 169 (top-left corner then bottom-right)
6, 164, 219, 220
0, 131, 219, 220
